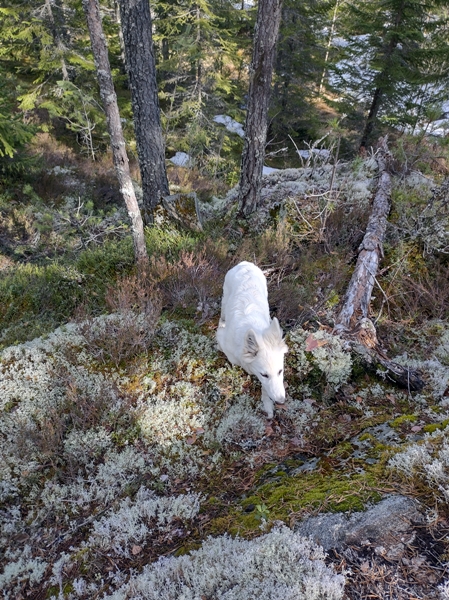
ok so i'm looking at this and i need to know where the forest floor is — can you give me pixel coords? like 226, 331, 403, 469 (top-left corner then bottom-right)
1, 135, 449, 598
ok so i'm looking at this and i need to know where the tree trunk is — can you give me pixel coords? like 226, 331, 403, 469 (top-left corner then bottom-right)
118, 0, 169, 224
318, 0, 340, 97
45, 0, 70, 81
335, 138, 424, 391
359, 86, 384, 150
237, 0, 283, 217
82, 0, 149, 272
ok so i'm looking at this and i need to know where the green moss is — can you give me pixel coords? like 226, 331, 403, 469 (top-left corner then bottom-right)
358, 433, 375, 442
329, 442, 354, 459
423, 419, 449, 434
145, 224, 201, 259
325, 289, 340, 309
208, 467, 383, 539
389, 414, 418, 429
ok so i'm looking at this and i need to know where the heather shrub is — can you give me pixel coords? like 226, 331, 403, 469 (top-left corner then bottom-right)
77, 274, 161, 367
148, 243, 228, 320
393, 322, 449, 399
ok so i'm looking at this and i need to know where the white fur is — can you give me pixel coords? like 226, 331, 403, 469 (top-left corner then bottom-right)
216, 261, 288, 418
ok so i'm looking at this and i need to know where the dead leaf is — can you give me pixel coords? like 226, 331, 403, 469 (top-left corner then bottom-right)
355, 396, 363, 403
305, 334, 328, 352
195, 427, 205, 434
186, 435, 197, 445
411, 425, 423, 432
360, 561, 370, 573
132, 545, 142, 555
265, 423, 274, 436
290, 437, 302, 446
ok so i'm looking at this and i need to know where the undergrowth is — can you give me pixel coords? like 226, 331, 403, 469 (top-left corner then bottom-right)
2, 147, 449, 598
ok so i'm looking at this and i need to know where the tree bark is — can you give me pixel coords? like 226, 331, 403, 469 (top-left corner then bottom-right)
237, 0, 283, 217
45, 0, 70, 80
319, 0, 340, 97
118, 0, 169, 224
359, 86, 384, 150
335, 138, 424, 391
82, 0, 149, 272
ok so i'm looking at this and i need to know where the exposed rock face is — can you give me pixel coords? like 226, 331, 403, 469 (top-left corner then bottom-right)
295, 495, 424, 561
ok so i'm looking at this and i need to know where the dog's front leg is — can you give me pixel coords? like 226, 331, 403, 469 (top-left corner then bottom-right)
261, 388, 274, 419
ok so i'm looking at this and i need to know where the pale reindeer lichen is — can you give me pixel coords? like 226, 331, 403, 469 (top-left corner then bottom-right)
101, 526, 345, 600
289, 327, 353, 389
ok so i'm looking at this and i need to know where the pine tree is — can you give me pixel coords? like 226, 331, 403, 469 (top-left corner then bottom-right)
238, 0, 283, 216
118, 0, 169, 224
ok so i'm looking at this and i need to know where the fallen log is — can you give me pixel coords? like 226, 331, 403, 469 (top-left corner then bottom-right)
334, 139, 425, 391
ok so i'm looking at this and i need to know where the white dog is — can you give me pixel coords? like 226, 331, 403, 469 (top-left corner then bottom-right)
216, 261, 288, 418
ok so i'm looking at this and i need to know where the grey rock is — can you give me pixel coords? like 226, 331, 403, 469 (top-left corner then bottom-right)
295, 495, 424, 561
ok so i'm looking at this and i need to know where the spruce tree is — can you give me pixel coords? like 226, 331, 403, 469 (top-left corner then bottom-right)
152, 0, 249, 164
331, 0, 449, 149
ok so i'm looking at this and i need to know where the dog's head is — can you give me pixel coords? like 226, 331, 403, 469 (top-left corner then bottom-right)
242, 318, 288, 405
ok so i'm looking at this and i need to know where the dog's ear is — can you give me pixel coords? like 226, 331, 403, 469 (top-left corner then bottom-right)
270, 317, 282, 337
269, 317, 288, 353
243, 329, 260, 362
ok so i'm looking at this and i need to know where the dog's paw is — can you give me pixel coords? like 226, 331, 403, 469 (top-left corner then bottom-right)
274, 401, 287, 411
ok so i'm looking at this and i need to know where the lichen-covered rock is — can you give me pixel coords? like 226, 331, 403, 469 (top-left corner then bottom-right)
295, 495, 423, 561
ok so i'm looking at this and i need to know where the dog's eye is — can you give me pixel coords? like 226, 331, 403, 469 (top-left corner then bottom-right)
278, 369, 283, 376
261, 373, 269, 378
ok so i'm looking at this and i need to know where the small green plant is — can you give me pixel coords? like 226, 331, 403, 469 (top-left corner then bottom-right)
254, 503, 270, 522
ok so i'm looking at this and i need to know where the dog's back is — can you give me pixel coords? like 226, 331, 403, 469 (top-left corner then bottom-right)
216, 261, 270, 366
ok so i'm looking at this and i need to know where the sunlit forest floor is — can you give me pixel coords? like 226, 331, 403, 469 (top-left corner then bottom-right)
1, 134, 449, 598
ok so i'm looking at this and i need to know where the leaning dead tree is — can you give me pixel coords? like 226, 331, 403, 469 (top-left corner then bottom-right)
334, 139, 424, 391
82, 0, 149, 272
